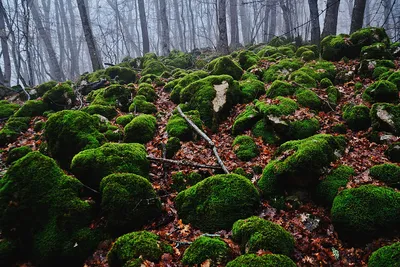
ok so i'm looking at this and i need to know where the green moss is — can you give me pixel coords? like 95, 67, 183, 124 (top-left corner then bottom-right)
298, 61, 337, 81
278, 46, 295, 57
238, 50, 260, 70
100, 173, 161, 234
370, 163, 400, 188
0, 100, 20, 118
71, 143, 149, 190
232, 135, 259, 161
333, 123, 347, 133
7, 146, 32, 164
321, 34, 352, 61
44, 110, 104, 168
361, 43, 392, 60
301, 50, 315, 61
372, 67, 389, 79
257, 46, 278, 57
363, 80, 398, 103
169, 71, 209, 103
142, 60, 168, 76
252, 120, 280, 144
342, 104, 371, 130
388, 71, 400, 90
35, 80, 58, 97
137, 83, 157, 102
315, 165, 355, 206
368, 242, 400, 267
107, 231, 172, 267
370, 103, 400, 134
295, 89, 321, 110
124, 114, 156, 143
350, 27, 390, 49
296, 47, 311, 57
256, 97, 298, 117
82, 104, 117, 119
266, 81, 296, 98
0, 116, 31, 146
116, 114, 134, 126
14, 100, 48, 117
320, 78, 334, 88
129, 95, 157, 114
91, 84, 132, 111
207, 56, 243, 80
166, 110, 202, 141
104, 129, 123, 142
166, 137, 181, 158
43, 83, 75, 111
233, 167, 252, 179
290, 71, 317, 88
258, 134, 346, 197
263, 59, 302, 83
226, 254, 296, 267
175, 174, 260, 232
331, 185, 400, 241
286, 118, 320, 140
105, 66, 137, 84
232, 106, 261, 135
172, 172, 187, 192
386, 142, 400, 162
163, 50, 193, 69
239, 79, 265, 103
182, 236, 229, 266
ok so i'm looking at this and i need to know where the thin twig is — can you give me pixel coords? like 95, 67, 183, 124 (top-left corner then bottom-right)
147, 156, 222, 170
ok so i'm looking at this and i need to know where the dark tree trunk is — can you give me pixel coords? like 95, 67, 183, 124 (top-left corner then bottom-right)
321, 0, 341, 38
350, 0, 367, 33
230, 0, 240, 48
138, 0, 150, 54
0, 1, 11, 86
263, 3, 270, 43
268, 0, 277, 42
159, 0, 170, 56
308, 0, 320, 44
217, 0, 229, 54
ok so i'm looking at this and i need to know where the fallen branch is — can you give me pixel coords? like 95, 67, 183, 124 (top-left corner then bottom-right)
147, 156, 222, 170
177, 106, 229, 174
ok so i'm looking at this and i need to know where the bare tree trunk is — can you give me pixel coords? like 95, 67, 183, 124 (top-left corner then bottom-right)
217, 0, 229, 54
67, 0, 79, 77
280, 2, 292, 39
350, 0, 367, 33
159, 0, 170, 56
268, 0, 277, 42
239, 1, 251, 44
77, 0, 103, 71
173, 0, 185, 51
308, 0, 320, 44
262, 1, 270, 43
0, 1, 11, 86
29, 0, 65, 81
55, 0, 65, 76
138, 0, 150, 54
230, 0, 240, 48
321, 0, 341, 38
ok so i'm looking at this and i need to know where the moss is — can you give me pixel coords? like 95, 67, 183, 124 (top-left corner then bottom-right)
350, 27, 390, 49
232, 106, 261, 135
226, 254, 296, 267
363, 80, 398, 103
35, 80, 58, 97
142, 59, 168, 76
342, 104, 371, 130
315, 165, 355, 206
44, 110, 104, 168
320, 78, 334, 88
331, 185, 400, 241
278, 46, 295, 57
82, 104, 117, 119
373, 67, 389, 79
333, 123, 347, 133
175, 174, 260, 232
232, 216, 294, 255
100, 173, 161, 234
116, 114, 134, 126
256, 97, 298, 117
298, 61, 336, 81
0, 100, 20, 118
207, 56, 243, 80
286, 118, 320, 140
172, 172, 187, 192
252, 120, 280, 144
43, 83, 75, 111
296, 47, 312, 57
326, 86, 340, 108
107, 231, 172, 267
187, 172, 204, 185
124, 114, 156, 143
0, 116, 31, 146
238, 50, 260, 70
91, 84, 132, 111
169, 71, 209, 103
182, 236, 229, 266
233, 167, 252, 179
257, 46, 278, 57
14, 100, 48, 117
290, 71, 317, 88
239, 79, 265, 103
105, 66, 137, 84
301, 50, 315, 61
295, 89, 321, 110
258, 134, 346, 197
370, 103, 400, 134
232, 135, 259, 161
71, 143, 149, 190
34, 120, 45, 131
6, 146, 32, 164
266, 81, 296, 98
129, 95, 157, 114
386, 142, 400, 162
263, 59, 302, 83
163, 50, 193, 69
105, 129, 123, 142
164, 137, 181, 159
360, 43, 392, 60
137, 83, 157, 102
370, 163, 400, 188
321, 34, 352, 61
368, 242, 400, 267
166, 110, 202, 141
388, 71, 400, 90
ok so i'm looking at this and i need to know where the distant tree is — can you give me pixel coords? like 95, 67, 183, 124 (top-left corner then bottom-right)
321, 0, 341, 38
350, 0, 367, 33
230, 0, 240, 48
308, 0, 320, 44
159, 0, 170, 56
268, 0, 277, 42
138, 0, 150, 55
0, 1, 11, 86
217, 0, 229, 54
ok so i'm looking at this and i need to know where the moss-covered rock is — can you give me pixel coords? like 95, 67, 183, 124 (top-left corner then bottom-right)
14, 100, 48, 117
252, 120, 280, 144
0, 100, 20, 118
286, 118, 320, 140
35, 80, 58, 97
368, 242, 400, 267
107, 231, 172, 267
266, 81, 296, 98
363, 80, 398, 103
100, 173, 161, 234
238, 50, 260, 70
358, 59, 395, 77
331, 185, 400, 241
258, 134, 345, 197
182, 236, 230, 266
315, 165, 355, 206
207, 56, 243, 80
350, 27, 390, 50
166, 110, 202, 141
175, 174, 260, 232
226, 254, 296, 267
124, 114, 156, 143
361, 43, 392, 60
320, 78, 334, 88
232, 106, 262, 135
137, 83, 157, 102
369, 163, 400, 188
232, 135, 259, 161
6, 146, 32, 164
82, 104, 117, 119
0, 116, 30, 146
142, 59, 168, 76
301, 50, 315, 61
370, 103, 400, 134
166, 137, 181, 158
256, 97, 298, 117
168, 71, 209, 102
105, 66, 137, 84
232, 216, 294, 255
71, 143, 149, 190
163, 50, 194, 69
295, 89, 321, 110
263, 59, 302, 83
129, 95, 157, 114
43, 83, 75, 111
321, 34, 352, 61
298, 61, 337, 81
90, 84, 132, 111
387, 71, 400, 90
239, 79, 265, 103
290, 71, 317, 88
342, 104, 371, 130
116, 114, 134, 126
386, 142, 400, 162
44, 110, 104, 168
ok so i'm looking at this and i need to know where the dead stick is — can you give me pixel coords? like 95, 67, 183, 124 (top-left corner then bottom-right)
176, 106, 229, 174
147, 156, 222, 170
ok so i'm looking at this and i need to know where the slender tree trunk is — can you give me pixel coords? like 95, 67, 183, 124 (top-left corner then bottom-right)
76, 0, 103, 71
0, 1, 11, 86
217, 0, 229, 54
138, 0, 150, 54
173, 0, 185, 51
321, 0, 341, 38
230, 0, 240, 48
350, 0, 367, 33
280, 2, 292, 39
268, 0, 277, 42
239, 0, 251, 44
55, 0, 65, 75
159, 0, 170, 55
66, 0, 79, 77
263, 1, 270, 43
308, 0, 320, 44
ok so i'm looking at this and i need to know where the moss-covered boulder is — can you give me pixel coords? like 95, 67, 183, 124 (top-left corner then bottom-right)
166, 110, 202, 141
321, 34, 352, 61
370, 163, 400, 188
258, 134, 345, 197
238, 50, 260, 70
116, 114, 134, 126
295, 89, 321, 110
44, 110, 104, 168
358, 59, 395, 78
71, 143, 149, 190
35, 80, 58, 97
14, 100, 48, 117
129, 95, 157, 114
320, 78, 334, 88
105, 66, 137, 84
137, 83, 157, 102
350, 27, 390, 50
331, 185, 400, 241
370, 103, 400, 134
6, 146, 32, 164
124, 114, 156, 143
232, 106, 262, 135
361, 43, 392, 60
285, 118, 320, 140
168, 71, 209, 103
263, 59, 302, 83
142, 59, 168, 76
386, 142, 400, 162
163, 50, 193, 69
252, 120, 279, 144
43, 83, 75, 111
226, 254, 296, 267
368, 242, 400, 267
166, 137, 181, 158
90, 84, 132, 111
239, 79, 265, 103
290, 71, 317, 88
107, 231, 173, 267
182, 236, 230, 266
266, 81, 296, 98
175, 174, 260, 232
232, 216, 294, 255
301, 50, 315, 61
342, 104, 371, 130
0, 116, 30, 146
207, 56, 243, 80
362, 80, 398, 103
82, 104, 117, 119
256, 97, 298, 117
315, 165, 355, 206
388, 71, 400, 90
100, 173, 161, 234
298, 61, 337, 81
0, 100, 20, 118
232, 135, 259, 161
